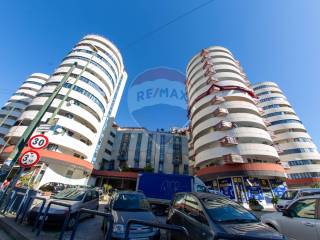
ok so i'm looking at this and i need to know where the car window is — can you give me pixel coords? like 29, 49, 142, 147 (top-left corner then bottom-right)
173, 194, 185, 211
280, 190, 298, 200
290, 199, 316, 219
92, 191, 99, 199
203, 197, 258, 223
84, 191, 92, 202
185, 195, 208, 225
301, 191, 320, 197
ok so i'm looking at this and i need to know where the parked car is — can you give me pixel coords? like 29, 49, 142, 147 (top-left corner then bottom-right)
276, 188, 320, 211
167, 192, 286, 240
28, 188, 99, 229
261, 195, 320, 240
38, 182, 71, 195
102, 191, 160, 239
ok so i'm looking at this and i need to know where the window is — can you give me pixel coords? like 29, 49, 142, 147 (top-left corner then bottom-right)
280, 148, 316, 156
271, 119, 302, 126
66, 170, 73, 178
107, 140, 113, 146
47, 143, 58, 151
288, 172, 320, 179
146, 134, 153, 164
184, 195, 208, 225
65, 113, 74, 119
134, 133, 142, 168
110, 132, 116, 138
290, 199, 316, 219
173, 194, 185, 211
288, 160, 320, 166
105, 149, 112, 155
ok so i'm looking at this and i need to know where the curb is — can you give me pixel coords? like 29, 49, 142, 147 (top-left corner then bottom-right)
0, 215, 30, 240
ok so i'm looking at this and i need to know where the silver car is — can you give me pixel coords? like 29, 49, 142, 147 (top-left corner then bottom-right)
28, 188, 99, 229
261, 195, 320, 240
276, 188, 320, 211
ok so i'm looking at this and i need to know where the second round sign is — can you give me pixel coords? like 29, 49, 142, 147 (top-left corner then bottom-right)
18, 150, 40, 168
28, 134, 49, 149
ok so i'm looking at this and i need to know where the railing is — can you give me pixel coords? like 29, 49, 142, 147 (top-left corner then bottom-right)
35, 201, 72, 240
69, 208, 114, 240
124, 219, 189, 240
16, 196, 46, 226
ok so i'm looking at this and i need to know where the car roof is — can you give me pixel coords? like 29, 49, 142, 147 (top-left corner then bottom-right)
298, 194, 320, 200
177, 192, 228, 200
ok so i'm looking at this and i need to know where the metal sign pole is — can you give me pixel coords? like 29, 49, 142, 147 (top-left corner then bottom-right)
0, 63, 77, 205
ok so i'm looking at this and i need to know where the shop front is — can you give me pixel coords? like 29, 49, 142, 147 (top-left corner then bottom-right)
197, 163, 287, 208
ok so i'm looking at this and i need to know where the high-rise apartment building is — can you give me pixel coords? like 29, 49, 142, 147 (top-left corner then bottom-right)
91, 124, 189, 189
0, 73, 49, 146
253, 82, 320, 187
186, 47, 286, 206
1, 35, 127, 186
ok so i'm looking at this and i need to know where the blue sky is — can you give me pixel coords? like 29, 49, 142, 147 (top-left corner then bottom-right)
0, 0, 319, 146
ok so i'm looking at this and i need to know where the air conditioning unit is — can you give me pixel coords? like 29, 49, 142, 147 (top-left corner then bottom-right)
223, 154, 244, 164
220, 137, 238, 146
212, 107, 228, 117
200, 49, 209, 57
207, 76, 218, 84
211, 96, 225, 104
213, 121, 233, 131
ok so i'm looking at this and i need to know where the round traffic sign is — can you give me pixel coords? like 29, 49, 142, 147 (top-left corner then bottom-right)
18, 150, 40, 168
28, 134, 49, 149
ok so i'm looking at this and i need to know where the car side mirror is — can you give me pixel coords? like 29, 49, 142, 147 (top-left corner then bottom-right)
282, 209, 292, 218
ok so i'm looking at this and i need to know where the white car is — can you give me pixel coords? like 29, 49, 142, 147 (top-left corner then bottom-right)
276, 188, 320, 211
261, 195, 320, 240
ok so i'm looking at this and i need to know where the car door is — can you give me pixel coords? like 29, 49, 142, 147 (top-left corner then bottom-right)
281, 198, 319, 240
183, 194, 208, 240
167, 193, 186, 239
90, 190, 99, 210
81, 190, 93, 217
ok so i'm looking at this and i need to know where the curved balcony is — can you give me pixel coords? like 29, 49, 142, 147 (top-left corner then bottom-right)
196, 162, 285, 180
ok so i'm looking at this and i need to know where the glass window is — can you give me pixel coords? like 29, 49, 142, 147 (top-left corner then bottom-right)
280, 190, 298, 200
113, 193, 150, 211
173, 194, 185, 211
290, 199, 316, 219
203, 197, 258, 223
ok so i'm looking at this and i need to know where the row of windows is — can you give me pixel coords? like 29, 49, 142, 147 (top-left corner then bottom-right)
288, 159, 320, 166
256, 90, 281, 96
271, 119, 302, 126
23, 80, 44, 87
54, 73, 108, 99
280, 148, 317, 155
259, 96, 285, 103
159, 135, 166, 172
63, 83, 105, 113
134, 133, 143, 168
72, 48, 118, 79
263, 111, 295, 118
80, 38, 120, 68
253, 84, 276, 91
146, 134, 153, 164
63, 56, 115, 87
14, 92, 33, 98
276, 137, 313, 144
288, 172, 320, 179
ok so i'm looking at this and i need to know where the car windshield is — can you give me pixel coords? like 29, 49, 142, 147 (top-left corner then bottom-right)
113, 193, 150, 211
300, 190, 320, 197
280, 190, 298, 200
203, 197, 258, 223
52, 188, 85, 201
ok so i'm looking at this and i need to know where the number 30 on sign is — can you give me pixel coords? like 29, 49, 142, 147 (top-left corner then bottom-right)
28, 134, 49, 149
18, 150, 40, 168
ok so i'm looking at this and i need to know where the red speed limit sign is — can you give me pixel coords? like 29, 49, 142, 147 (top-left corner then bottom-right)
18, 150, 40, 168
28, 134, 49, 149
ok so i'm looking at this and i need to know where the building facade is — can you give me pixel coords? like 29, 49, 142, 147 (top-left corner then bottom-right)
1, 35, 127, 187
0, 73, 49, 147
186, 47, 286, 206
92, 126, 189, 189
253, 82, 320, 187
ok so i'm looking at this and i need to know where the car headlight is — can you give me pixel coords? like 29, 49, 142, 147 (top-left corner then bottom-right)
113, 224, 125, 234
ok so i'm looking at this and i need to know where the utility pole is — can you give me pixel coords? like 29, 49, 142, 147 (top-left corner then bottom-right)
0, 63, 77, 204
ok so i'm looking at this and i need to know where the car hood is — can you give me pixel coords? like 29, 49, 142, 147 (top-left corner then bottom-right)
218, 222, 284, 239
112, 210, 157, 225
